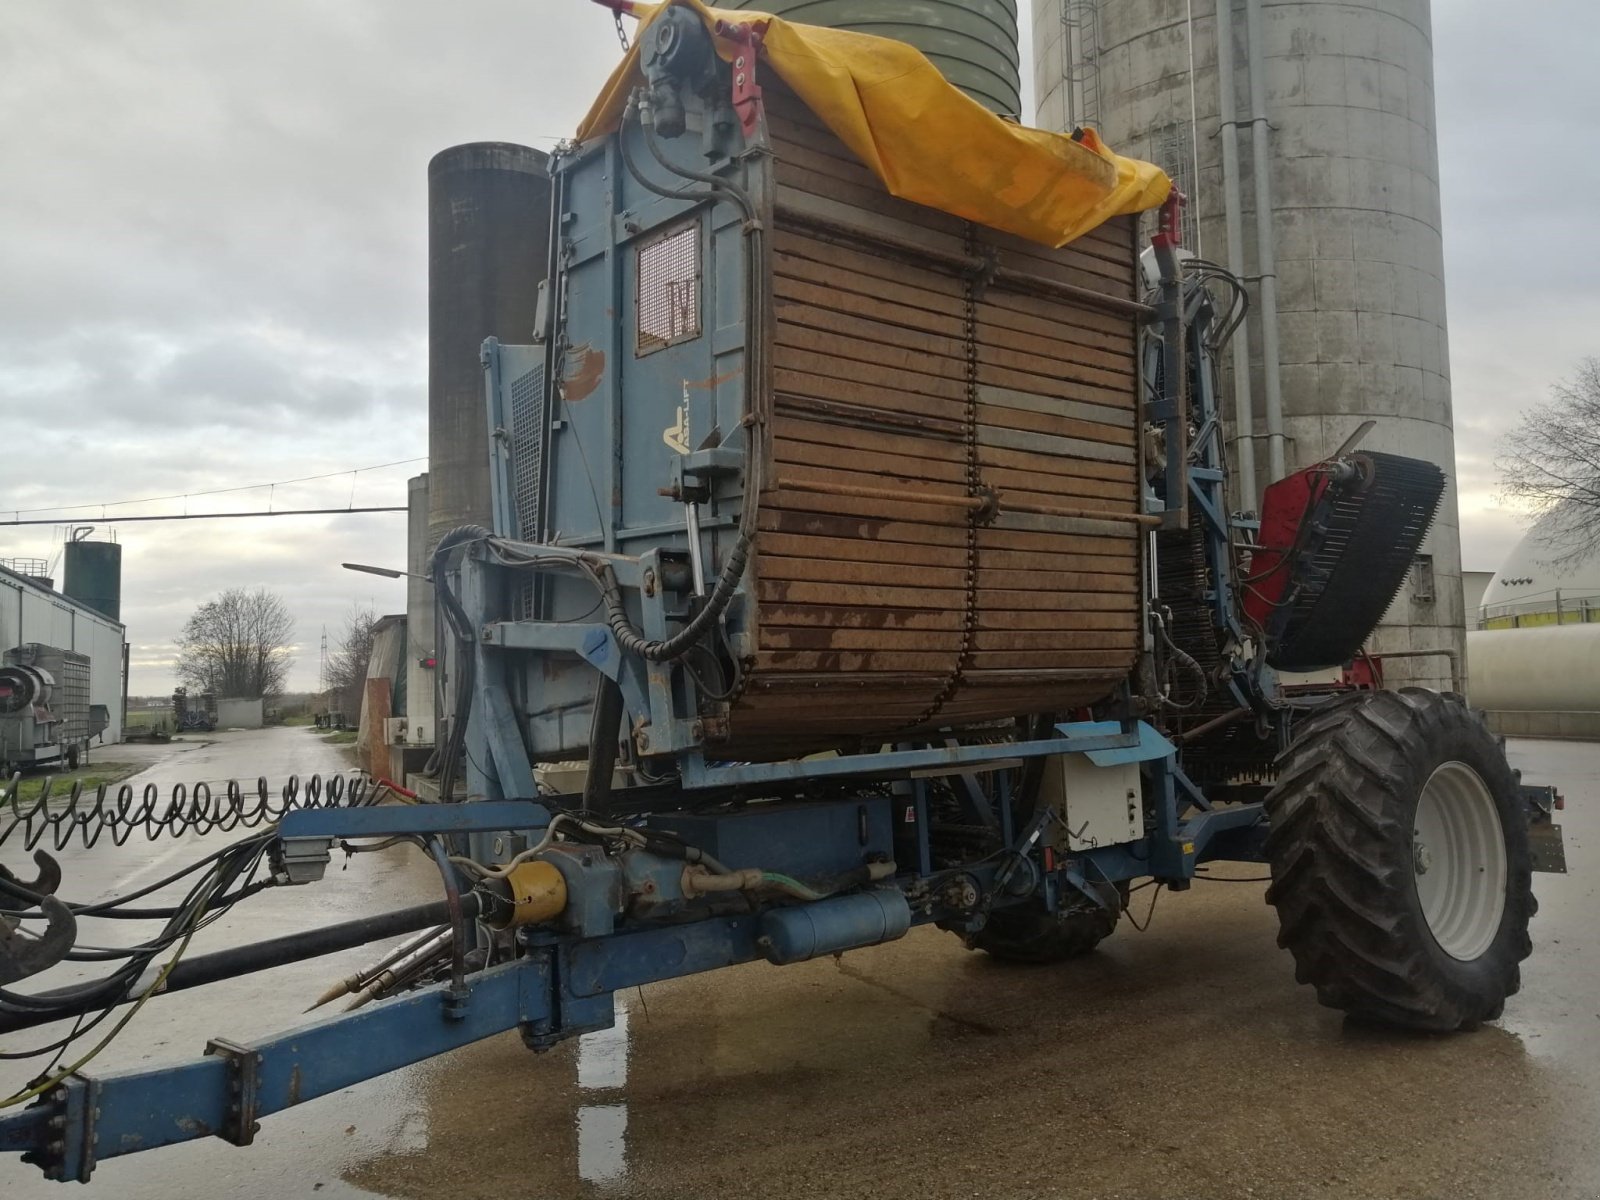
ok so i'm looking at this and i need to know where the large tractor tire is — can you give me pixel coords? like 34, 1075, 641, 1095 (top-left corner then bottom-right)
1263, 688, 1535, 1031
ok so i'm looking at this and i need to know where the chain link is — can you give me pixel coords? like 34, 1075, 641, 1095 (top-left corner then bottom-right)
615, 11, 630, 51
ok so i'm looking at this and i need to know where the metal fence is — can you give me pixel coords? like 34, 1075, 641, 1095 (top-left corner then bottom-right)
1478, 588, 1600, 630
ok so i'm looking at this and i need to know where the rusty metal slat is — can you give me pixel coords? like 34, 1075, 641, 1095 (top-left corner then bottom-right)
997, 500, 1156, 527
772, 386, 969, 436
759, 628, 969, 652
975, 404, 1136, 448
755, 579, 969, 608
774, 273, 967, 338
974, 365, 1141, 416
969, 630, 1140, 651
758, 603, 967, 630
760, 553, 969, 589
773, 198, 1154, 320
972, 610, 1137, 631
756, 508, 970, 548
980, 469, 1137, 504
776, 438, 968, 484
961, 650, 1137, 670
758, 530, 969, 567
976, 445, 1137, 485
976, 290, 1134, 340
976, 342, 1139, 394
774, 414, 968, 463
976, 384, 1136, 429
972, 321, 1139, 377
973, 587, 1138, 611
763, 490, 975, 528
773, 337, 965, 397
975, 524, 1139, 551
772, 231, 958, 300
776, 294, 969, 360
975, 567, 1136, 591
975, 545, 1138, 572
773, 474, 988, 514
754, 650, 973, 673
976, 424, 1137, 466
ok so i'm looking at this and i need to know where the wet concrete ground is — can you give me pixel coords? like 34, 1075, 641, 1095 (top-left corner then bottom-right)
1, 730, 1596, 1198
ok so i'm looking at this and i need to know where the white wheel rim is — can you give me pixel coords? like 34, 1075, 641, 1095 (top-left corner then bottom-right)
1412, 761, 1507, 961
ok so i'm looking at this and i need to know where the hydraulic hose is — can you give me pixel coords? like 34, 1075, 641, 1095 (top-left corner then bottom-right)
0, 896, 484, 1035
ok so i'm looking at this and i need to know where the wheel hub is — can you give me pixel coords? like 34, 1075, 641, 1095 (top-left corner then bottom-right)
1412, 761, 1507, 961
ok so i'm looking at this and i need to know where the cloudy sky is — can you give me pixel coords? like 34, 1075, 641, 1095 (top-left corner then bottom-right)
2, 1, 1594, 693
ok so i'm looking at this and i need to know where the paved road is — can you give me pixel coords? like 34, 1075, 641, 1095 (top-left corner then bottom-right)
1, 731, 1595, 1198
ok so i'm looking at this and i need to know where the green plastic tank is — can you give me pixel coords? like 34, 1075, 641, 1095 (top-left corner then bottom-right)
723, 0, 1021, 117
63, 539, 122, 623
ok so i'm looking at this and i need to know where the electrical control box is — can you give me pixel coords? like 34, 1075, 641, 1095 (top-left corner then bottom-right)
1041, 754, 1143, 851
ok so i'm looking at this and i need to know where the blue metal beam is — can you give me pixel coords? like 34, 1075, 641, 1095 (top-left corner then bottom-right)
0, 959, 553, 1181
679, 722, 1149, 789
278, 801, 550, 839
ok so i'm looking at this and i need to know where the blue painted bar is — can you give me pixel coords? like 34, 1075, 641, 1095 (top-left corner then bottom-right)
0, 958, 553, 1180
680, 722, 1147, 789
278, 800, 550, 839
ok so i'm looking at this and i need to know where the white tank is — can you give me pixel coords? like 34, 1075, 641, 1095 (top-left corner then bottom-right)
1032, 0, 1462, 689
1468, 626, 1600, 712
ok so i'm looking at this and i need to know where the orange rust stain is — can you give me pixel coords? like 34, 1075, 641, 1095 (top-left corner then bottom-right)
563, 343, 606, 401
685, 368, 740, 391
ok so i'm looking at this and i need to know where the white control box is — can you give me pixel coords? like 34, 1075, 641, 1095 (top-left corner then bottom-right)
1039, 754, 1143, 851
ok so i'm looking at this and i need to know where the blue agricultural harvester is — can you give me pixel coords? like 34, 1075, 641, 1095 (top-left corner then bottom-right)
0, 3, 1566, 1181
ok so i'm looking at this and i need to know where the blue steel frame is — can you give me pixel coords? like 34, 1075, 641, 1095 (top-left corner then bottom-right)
0, 743, 1266, 1181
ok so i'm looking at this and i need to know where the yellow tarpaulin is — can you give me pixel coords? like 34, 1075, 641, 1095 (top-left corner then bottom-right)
577, 0, 1171, 249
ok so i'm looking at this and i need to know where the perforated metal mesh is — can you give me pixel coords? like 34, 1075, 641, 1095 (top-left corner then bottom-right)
510, 363, 545, 540
636, 223, 701, 353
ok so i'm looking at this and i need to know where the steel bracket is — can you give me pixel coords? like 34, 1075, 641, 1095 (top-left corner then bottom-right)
31, 1073, 99, 1183
204, 1038, 262, 1146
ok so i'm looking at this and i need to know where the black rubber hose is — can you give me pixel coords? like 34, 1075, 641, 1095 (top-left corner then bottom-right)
0, 895, 484, 1035
583, 675, 625, 814
431, 524, 490, 801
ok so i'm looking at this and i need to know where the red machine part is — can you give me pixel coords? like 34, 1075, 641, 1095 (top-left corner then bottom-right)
1241, 465, 1329, 632
714, 18, 769, 137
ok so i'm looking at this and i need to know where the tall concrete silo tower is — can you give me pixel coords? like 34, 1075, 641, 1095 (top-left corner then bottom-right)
1034, 0, 1463, 687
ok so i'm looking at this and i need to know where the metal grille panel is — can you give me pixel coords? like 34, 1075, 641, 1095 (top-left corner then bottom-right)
510, 363, 545, 541
636, 223, 701, 353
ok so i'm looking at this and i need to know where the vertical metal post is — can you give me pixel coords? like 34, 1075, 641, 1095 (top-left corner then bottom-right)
1243, 0, 1286, 482
1213, 0, 1257, 506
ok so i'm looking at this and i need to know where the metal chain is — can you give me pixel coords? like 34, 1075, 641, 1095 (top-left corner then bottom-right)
905, 224, 987, 733
615, 11, 630, 51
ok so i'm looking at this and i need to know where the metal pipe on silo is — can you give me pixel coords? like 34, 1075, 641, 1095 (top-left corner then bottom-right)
1213, 0, 1256, 505
1242, 0, 1285, 483
426, 143, 552, 551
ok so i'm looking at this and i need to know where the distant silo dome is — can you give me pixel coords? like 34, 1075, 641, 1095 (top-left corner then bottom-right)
1482, 513, 1600, 626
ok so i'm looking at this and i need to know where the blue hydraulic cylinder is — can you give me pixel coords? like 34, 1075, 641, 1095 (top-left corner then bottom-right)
759, 891, 912, 965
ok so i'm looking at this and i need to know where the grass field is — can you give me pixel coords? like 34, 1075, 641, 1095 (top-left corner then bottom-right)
1, 761, 145, 804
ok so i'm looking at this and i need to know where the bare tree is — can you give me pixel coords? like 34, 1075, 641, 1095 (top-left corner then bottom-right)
175, 587, 295, 698
325, 605, 378, 718
1499, 358, 1600, 565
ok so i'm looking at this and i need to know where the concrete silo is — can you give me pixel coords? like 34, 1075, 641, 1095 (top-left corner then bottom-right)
1034, 0, 1463, 687
427, 143, 552, 550
720, 0, 1023, 116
